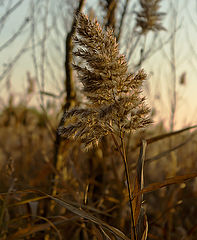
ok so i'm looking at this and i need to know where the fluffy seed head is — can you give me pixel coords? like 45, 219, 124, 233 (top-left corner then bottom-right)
59, 13, 151, 149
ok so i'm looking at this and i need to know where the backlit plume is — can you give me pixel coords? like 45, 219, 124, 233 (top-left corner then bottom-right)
59, 13, 151, 149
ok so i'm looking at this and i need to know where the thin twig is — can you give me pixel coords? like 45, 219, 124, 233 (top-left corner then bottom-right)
117, 0, 130, 42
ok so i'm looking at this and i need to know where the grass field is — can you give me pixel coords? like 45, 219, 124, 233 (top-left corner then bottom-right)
0, 8, 197, 240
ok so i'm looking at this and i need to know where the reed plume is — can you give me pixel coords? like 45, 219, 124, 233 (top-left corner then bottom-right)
135, 0, 166, 34
59, 13, 151, 150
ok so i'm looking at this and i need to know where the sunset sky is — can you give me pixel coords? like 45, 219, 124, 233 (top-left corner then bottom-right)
0, 0, 197, 129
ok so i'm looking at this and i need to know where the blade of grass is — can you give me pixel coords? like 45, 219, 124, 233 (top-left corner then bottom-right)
145, 133, 195, 164
130, 132, 196, 171
8, 217, 63, 240
8, 196, 48, 207
46, 194, 129, 240
133, 125, 197, 150
131, 172, 197, 198
146, 125, 197, 145
132, 140, 148, 240
14, 190, 128, 240
7, 194, 112, 217
133, 140, 147, 225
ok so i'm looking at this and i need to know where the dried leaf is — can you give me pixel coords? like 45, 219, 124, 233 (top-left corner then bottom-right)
133, 125, 197, 150
132, 140, 148, 240
8, 217, 63, 240
133, 172, 197, 198
136, 208, 148, 240
8, 196, 48, 207
146, 125, 197, 145
47, 194, 129, 240
132, 140, 147, 225
146, 133, 196, 164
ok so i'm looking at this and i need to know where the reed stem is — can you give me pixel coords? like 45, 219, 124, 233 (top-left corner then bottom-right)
111, 133, 136, 240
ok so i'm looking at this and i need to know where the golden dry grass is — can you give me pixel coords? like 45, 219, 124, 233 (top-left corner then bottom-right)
0, 11, 197, 240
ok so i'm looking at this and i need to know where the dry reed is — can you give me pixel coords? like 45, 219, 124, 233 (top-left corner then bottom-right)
59, 12, 151, 239
59, 13, 151, 150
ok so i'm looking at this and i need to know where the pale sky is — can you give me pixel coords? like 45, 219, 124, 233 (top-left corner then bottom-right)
0, 0, 197, 129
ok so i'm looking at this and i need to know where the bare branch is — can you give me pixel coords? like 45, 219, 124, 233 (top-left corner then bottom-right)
117, 0, 130, 42
0, 17, 30, 52
0, 0, 24, 33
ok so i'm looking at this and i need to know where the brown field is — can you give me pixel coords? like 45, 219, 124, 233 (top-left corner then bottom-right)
1, 2, 197, 240
0, 96, 197, 240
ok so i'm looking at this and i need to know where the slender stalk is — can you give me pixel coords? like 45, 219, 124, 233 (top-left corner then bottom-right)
49, 0, 86, 215
117, 0, 130, 42
64, 0, 86, 110
111, 133, 137, 240
170, 0, 177, 132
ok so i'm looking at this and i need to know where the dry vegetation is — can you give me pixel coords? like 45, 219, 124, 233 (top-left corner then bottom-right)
0, 1, 197, 240
1, 84, 197, 240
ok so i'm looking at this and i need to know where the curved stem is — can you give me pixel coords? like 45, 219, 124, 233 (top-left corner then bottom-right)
111, 133, 137, 240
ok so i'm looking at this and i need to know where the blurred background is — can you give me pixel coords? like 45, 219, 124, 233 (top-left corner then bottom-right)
0, 0, 197, 239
